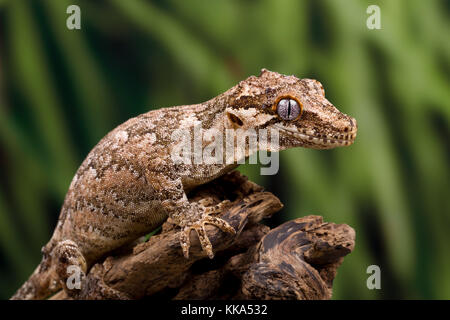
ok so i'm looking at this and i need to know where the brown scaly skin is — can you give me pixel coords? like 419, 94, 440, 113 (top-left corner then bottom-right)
11, 69, 357, 300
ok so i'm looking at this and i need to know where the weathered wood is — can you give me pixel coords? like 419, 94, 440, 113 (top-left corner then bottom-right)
50, 171, 355, 300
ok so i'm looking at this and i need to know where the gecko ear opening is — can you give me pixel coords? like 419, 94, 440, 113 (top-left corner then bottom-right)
227, 112, 244, 127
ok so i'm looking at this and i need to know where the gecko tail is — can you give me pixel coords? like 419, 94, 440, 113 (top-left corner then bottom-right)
10, 258, 60, 300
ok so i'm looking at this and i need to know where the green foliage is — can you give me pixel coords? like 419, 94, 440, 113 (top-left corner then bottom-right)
0, 0, 448, 299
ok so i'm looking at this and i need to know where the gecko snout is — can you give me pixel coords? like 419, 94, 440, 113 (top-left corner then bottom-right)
343, 116, 358, 145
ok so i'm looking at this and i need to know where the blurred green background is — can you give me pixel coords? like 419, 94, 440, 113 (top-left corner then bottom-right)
0, 0, 449, 299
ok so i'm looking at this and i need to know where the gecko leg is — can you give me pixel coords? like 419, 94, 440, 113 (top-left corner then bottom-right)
54, 241, 131, 299
198, 197, 231, 213
53, 240, 87, 298
163, 197, 235, 259
148, 172, 236, 259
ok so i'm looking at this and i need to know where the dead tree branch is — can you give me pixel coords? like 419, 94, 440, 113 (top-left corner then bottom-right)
51, 171, 355, 300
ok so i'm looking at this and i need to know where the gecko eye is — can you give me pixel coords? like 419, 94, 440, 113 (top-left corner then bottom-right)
275, 97, 302, 121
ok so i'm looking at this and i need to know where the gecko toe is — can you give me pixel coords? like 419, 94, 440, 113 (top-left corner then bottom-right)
204, 216, 236, 235
179, 227, 192, 259
194, 225, 214, 259
202, 199, 232, 215
176, 200, 235, 259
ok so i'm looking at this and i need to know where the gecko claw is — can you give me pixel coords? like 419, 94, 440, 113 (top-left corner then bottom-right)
178, 201, 235, 259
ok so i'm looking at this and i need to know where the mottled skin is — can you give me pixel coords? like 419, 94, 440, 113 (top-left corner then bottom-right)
11, 69, 357, 300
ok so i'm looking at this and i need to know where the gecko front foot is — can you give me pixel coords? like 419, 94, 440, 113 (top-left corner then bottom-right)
177, 199, 235, 259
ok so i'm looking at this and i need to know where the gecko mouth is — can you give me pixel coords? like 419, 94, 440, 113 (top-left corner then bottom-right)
272, 123, 357, 147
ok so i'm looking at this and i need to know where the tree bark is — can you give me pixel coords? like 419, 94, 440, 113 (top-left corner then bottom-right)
51, 171, 355, 300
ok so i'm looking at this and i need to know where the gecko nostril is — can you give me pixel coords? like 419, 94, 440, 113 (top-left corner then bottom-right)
349, 117, 357, 130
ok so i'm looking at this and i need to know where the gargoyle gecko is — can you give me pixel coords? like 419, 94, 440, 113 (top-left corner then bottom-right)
12, 69, 357, 299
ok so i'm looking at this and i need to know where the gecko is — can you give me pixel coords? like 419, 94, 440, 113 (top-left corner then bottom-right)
11, 69, 357, 300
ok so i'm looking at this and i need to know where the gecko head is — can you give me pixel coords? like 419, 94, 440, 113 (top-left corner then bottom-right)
224, 69, 357, 150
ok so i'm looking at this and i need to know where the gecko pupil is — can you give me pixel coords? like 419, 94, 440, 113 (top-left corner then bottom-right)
277, 98, 300, 120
